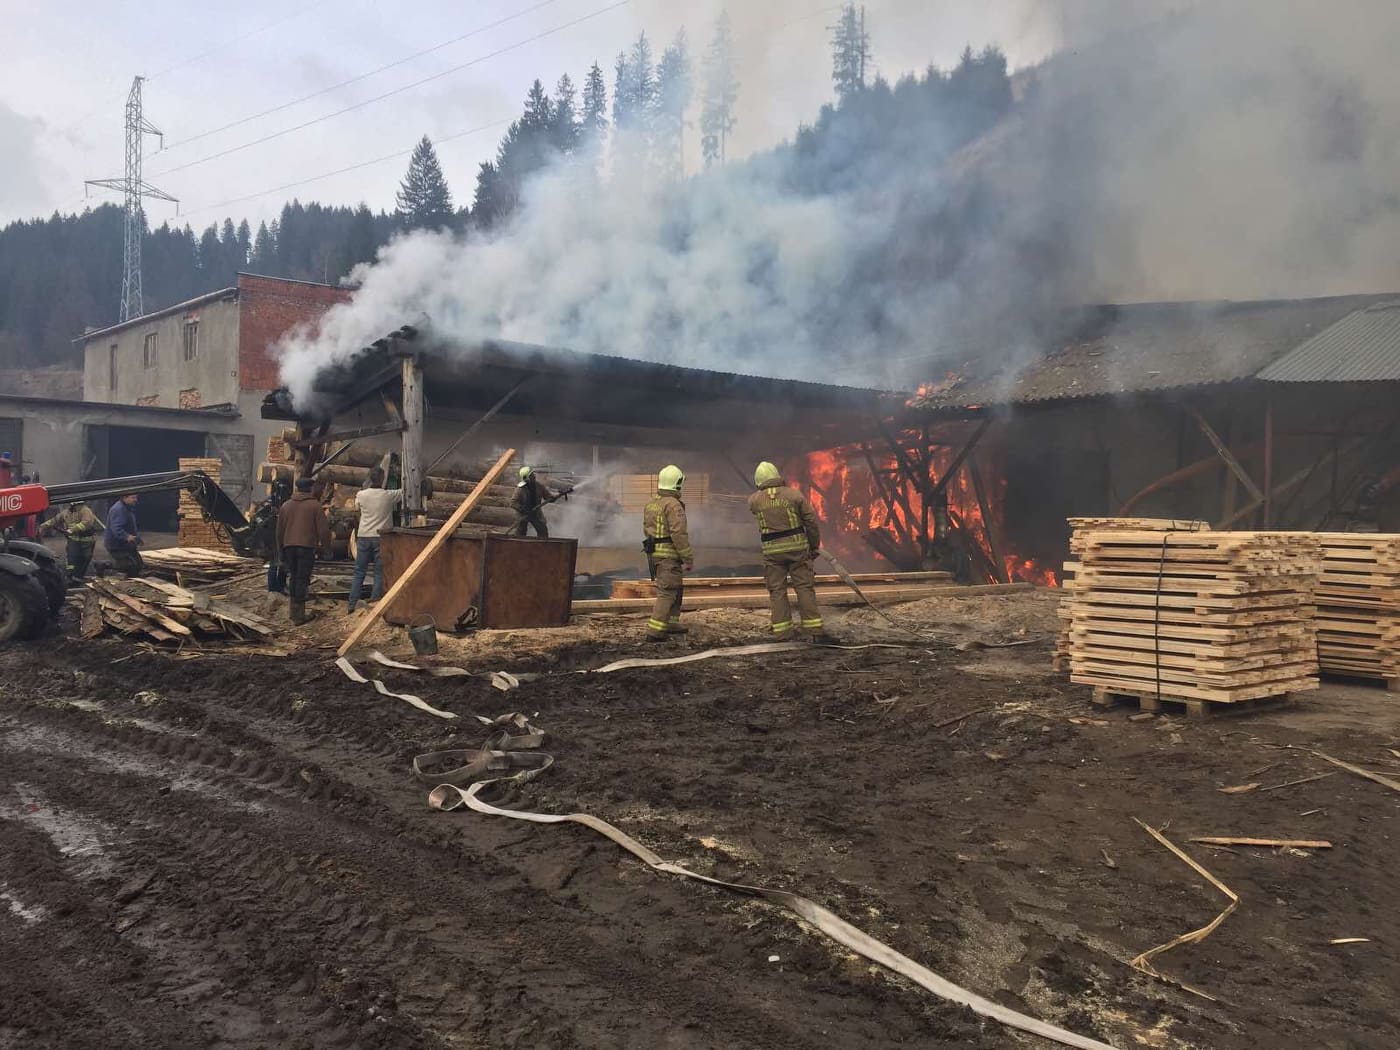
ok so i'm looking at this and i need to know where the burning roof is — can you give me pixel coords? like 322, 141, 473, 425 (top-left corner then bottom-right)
908, 294, 1395, 412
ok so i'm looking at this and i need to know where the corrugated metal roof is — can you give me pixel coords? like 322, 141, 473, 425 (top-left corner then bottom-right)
909, 294, 1395, 411
1257, 301, 1400, 382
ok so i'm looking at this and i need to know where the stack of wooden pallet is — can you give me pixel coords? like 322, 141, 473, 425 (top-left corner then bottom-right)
1054, 518, 1211, 671
1314, 533, 1400, 687
176, 456, 232, 551
1067, 528, 1322, 713
82, 578, 274, 645
140, 547, 265, 585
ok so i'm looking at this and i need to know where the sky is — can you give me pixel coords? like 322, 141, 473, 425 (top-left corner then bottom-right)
0, 0, 1060, 230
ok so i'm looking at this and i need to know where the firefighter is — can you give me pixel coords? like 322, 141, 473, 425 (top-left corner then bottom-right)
747, 461, 828, 641
41, 499, 102, 578
513, 466, 559, 538
642, 465, 692, 641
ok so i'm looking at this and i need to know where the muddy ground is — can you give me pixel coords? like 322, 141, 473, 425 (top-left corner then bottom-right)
2, 589, 1398, 1049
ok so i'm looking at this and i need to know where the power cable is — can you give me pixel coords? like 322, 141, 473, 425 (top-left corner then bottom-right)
148, 0, 630, 180
159, 0, 566, 152
181, 116, 513, 218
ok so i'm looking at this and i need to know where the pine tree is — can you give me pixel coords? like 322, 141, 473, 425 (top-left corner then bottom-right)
654, 29, 693, 180
345, 204, 380, 270
522, 79, 554, 131
551, 73, 579, 153
396, 136, 455, 231
830, 3, 870, 101
612, 51, 632, 129
581, 61, 608, 144
700, 12, 739, 167
252, 221, 276, 273
235, 219, 252, 272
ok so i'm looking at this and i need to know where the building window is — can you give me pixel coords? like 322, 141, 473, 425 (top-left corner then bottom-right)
109, 344, 118, 392
143, 332, 157, 369
183, 319, 199, 361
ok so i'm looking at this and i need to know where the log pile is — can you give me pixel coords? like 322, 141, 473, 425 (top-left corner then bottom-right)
82, 578, 274, 644
176, 457, 233, 552
1314, 533, 1400, 686
139, 547, 265, 585
1055, 518, 1211, 671
1066, 528, 1322, 705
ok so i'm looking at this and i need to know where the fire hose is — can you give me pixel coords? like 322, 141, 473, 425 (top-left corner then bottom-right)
422, 724, 1117, 1050
336, 648, 1113, 1045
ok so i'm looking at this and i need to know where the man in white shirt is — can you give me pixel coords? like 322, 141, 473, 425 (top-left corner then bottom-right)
349, 467, 404, 612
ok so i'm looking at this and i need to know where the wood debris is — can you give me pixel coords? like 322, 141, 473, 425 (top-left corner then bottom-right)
83, 578, 274, 645
138, 547, 265, 585
1188, 837, 1332, 849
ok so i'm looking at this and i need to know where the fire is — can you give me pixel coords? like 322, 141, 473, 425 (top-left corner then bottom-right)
789, 432, 1059, 586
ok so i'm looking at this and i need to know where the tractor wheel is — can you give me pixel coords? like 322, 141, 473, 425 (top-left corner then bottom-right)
36, 558, 69, 615
0, 572, 49, 643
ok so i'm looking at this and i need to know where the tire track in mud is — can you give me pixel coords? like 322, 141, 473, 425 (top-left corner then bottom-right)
2, 642, 1010, 1050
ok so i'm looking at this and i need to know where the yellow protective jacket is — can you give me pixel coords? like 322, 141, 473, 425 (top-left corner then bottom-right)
643, 491, 692, 562
43, 504, 102, 544
747, 481, 820, 556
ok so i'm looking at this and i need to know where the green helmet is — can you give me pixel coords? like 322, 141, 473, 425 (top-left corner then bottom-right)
657, 464, 685, 492
754, 461, 782, 488
518, 465, 534, 483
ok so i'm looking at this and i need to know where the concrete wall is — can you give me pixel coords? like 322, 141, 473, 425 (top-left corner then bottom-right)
82, 293, 241, 408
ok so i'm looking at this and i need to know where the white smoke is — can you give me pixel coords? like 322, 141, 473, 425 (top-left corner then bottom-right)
277, 0, 1400, 404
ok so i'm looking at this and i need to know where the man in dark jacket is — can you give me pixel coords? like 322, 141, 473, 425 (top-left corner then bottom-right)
104, 494, 144, 577
512, 466, 562, 538
275, 477, 331, 624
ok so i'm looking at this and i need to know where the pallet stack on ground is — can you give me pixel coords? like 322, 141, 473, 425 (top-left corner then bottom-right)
176, 457, 232, 552
1067, 528, 1323, 714
1315, 533, 1400, 687
1054, 518, 1211, 672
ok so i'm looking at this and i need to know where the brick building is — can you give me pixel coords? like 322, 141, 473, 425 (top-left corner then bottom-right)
76, 273, 350, 511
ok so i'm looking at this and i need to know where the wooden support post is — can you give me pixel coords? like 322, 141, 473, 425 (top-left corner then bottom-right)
1221, 411, 1239, 523
401, 351, 425, 517
337, 448, 517, 657
1263, 400, 1274, 528
967, 452, 1007, 583
1185, 405, 1263, 504
858, 441, 915, 553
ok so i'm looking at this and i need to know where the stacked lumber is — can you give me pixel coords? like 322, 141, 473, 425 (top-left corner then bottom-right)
1314, 533, 1400, 685
139, 547, 265, 584
82, 578, 274, 644
1054, 518, 1211, 671
176, 457, 233, 551
610, 570, 952, 600
1067, 529, 1322, 705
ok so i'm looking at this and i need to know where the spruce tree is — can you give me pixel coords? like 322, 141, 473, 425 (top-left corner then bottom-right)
700, 12, 739, 167
581, 61, 608, 143
551, 73, 579, 153
831, 4, 871, 101
654, 29, 693, 180
395, 136, 455, 231
252, 221, 276, 273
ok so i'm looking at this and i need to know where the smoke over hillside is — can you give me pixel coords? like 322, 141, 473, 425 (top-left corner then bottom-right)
278, 1, 1400, 405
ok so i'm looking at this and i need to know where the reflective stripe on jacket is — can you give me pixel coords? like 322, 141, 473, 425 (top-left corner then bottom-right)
643, 491, 692, 561
747, 482, 820, 556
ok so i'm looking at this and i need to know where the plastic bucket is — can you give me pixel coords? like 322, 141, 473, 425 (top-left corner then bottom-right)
407, 615, 438, 656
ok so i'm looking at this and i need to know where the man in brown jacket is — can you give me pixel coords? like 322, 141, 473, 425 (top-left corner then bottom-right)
642, 464, 692, 641
748, 461, 827, 641
275, 477, 331, 624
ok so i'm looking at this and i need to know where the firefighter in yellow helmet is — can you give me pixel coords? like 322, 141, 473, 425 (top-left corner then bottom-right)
748, 461, 828, 641
642, 464, 692, 641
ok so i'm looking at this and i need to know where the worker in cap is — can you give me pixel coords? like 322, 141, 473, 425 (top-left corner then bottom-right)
276, 477, 331, 625
41, 499, 103, 579
748, 461, 828, 642
512, 465, 565, 538
642, 465, 692, 641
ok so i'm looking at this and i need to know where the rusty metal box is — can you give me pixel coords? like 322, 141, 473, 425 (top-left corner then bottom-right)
379, 528, 576, 630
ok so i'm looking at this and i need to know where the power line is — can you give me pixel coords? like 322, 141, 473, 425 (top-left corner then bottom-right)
55, 0, 338, 135
148, 0, 630, 180
160, 0, 566, 152
147, 0, 339, 81
181, 117, 513, 218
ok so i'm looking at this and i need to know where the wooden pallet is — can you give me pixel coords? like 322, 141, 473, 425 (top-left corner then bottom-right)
1315, 533, 1400, 682
1090, 685, 1298, 719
